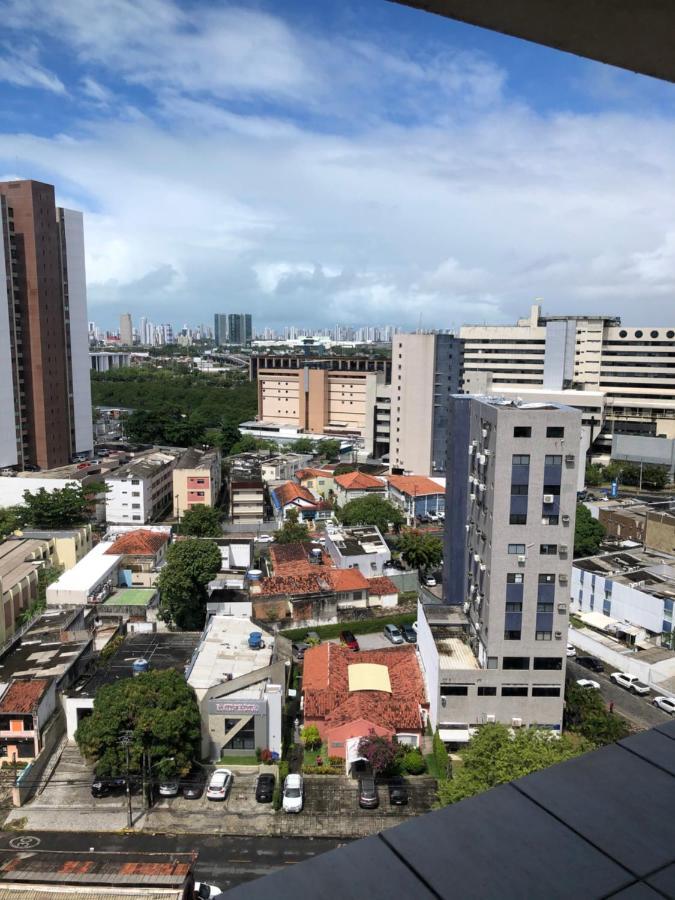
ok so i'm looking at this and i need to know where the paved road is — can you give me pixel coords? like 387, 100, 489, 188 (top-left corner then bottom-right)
567, 659, 672, 729
0, 830, 345, 893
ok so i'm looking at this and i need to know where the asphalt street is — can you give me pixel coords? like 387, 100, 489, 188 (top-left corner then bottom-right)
0, 830, 346, 893
567, 658, 672, 729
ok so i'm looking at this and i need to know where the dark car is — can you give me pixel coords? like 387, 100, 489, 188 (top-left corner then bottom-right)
255, 772, 276, 803
91, 775, 126, 798
388, 777, 409, 806
339, 629, 360, 651
358, 774, 379, 809
292, 641, 310, 660
576, 656, 605, 673
401, 624, 417, 644
182, 770, 206, 799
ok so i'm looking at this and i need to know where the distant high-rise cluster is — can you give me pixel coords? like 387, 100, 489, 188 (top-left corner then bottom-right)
214, 313, 252, 346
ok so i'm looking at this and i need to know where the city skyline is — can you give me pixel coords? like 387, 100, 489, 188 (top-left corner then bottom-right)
2, 1, 675, 332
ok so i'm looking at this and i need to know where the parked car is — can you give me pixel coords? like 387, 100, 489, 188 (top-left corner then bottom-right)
339, 629, 360, 651
388, 777, 409, 806
158, 777, 180, 797
610, 672, 651, 695
423, 576, 437, 587
206, 768, 233, 801
182, 770, 206, 799
195, 883, 222, 899
576, 656, 605, 673
652, 696, 675, 715
358, 774, 379, 809
401, 624, 417, 644
282, 773, 303, 813
292, 641, 310, 660
427, 512, 439, 522
255, 534, 274, 543
576, 678, 601, 691
91, 775, 126, 798
566, 643, 575, 657
255, 772, 276, 803
383, 624, 404, 645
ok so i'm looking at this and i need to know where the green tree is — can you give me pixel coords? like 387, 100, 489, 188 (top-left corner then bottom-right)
75, 669, 201, 778
157, 539, 221, 629
301, 724, 322, 750
642, 464, 669, 490
338, 495, 405, 533
574, 503, 605, 557
214, 422, 242, 456
399, 530, 443, 571
19, 563, 63, 625
0, 506, 23, 539
584, 464, 604, 487
21, 484, 102, 529
357, 731, 402, 776
289, 438, 316, 454
318, 439, 341, 461
229, 434, 276, 455
275, 508, 310, 544
564, 681, 631, 745
179, 505, 222, 537
437, 724, 587, 806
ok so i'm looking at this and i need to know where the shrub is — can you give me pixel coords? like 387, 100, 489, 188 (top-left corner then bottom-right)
301, 724, 322, 750
327, 756, 343, 768
302, 765, 341, 775
273, 760, 289, 810
433, 729, 451, 779
402, 748, 427, 775
357, 731, 401, 776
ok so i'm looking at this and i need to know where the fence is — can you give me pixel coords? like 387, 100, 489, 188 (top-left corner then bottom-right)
387, 571, 421, 593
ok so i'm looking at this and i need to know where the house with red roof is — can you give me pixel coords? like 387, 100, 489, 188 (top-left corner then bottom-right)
386, 474, 446, 522
270, 481, 333, 524
334, 470, 386, 508
0, 677, 56, 764
294, 467, 336, 500
302, 643, 426, 760
104, 529, 170, 587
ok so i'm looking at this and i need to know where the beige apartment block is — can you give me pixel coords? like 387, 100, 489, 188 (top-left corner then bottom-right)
172, 447, 222, 517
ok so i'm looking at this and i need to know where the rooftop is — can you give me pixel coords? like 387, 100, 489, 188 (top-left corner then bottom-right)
366, 576, 398, 596
101, 588, 157, 608
47, 542, 122, 594
0, 677, 51, 714
0, 609, 92, 685
105, 530, 169, 556
296, 468, 335, 480
0, 539, 48, 592
334, 471, 385, 491
187, 615, 274, 694
105, 451, 179, 481
271, 481, 317, 508
574, 549, 675, 602
0, 851, 192, 889
175, 446, 219, 470
269, 542, 333, 576
387, 475, 445, 497
435, 635, 480, 671
327, 525, 388, 558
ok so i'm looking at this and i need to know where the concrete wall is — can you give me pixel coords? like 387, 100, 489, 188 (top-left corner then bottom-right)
569, 626, 675, 694
13, 708, 65, 807
416, 601, 440, 728
646, 512, 675, 554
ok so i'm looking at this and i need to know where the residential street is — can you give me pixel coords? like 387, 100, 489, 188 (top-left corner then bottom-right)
567, 659, 672, 729
0, 830, 345, 893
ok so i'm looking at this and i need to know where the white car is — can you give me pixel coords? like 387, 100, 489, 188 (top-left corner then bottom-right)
566, 644, 576, 658
195, 883, 222, 899
255, 534, 274, 543
206, 768, 233, 801
610, 672, 651, 696
282, 773, 303, 813
652, 696, 675, 715
576, 679, 600, 690
427, 512, 439, 522
424, 576, 437, 587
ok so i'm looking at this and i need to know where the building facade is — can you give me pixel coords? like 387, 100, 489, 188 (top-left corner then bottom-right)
119, 313, 133, 346
390, 333, 461, 475
0, 179, 93, 470
104, 452, 179, 524
172, 447, 222, 517
214, 313, 228, 346
418, 395, 581, 740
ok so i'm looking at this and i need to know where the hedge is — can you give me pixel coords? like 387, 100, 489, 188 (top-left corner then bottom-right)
433, 729, 451, 779
302, 766, 342, 775
272, 760, 289, 811
281, 612, 417, 642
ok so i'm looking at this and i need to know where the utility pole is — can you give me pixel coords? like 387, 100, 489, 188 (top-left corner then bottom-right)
120, 731, 133, 829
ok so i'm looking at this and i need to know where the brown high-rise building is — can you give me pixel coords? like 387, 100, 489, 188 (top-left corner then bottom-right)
0, 180, 92, 470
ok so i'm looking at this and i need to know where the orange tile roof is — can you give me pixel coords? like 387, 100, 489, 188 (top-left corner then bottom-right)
0, 677, 51, 714
387, 475, 445, 497
272, 481, 317, 507
269, 541, 334, 576
258, 571, 333, 598
328, 568, 369, 592
367, 576, 399, 596
296, 468, 334, 480
303, 643, 425, 733
105, 529, 169, 556
335, 471, 385, 491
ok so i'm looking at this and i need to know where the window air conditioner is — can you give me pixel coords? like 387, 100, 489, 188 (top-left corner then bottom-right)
470, 493, 476, 501
486, 714, 496, 723
543, 494, 554, 504
511, 717, 523, 728
517, 554, 526, 564
558, 574, 568, 585
561, 514, 570, 524
478, 454, 486, 465
559, 544, 568, 554
482, 428, 488, 438
473, 553, 481, 562
479, 563, 486, 572
558, 603, 567, 613
565, 454, 575, 464
465, 524, 470, 532
554, 631, 562, 639
478, 483, 486, 492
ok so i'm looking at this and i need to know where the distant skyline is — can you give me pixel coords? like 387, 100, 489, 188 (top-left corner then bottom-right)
2, 1, 675, 330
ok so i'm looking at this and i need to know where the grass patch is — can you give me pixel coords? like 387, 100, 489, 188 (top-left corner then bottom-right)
216, 755, 259, 767
281, 612, 417, 642
302, 744, 328, 767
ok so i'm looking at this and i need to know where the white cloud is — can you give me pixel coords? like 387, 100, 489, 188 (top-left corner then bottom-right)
0, 44, 65, 93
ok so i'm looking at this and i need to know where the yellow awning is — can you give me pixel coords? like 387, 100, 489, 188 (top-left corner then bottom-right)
347, 663, 392, 693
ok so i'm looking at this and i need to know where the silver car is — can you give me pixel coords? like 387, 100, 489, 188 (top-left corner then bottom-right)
384, 624, 404, 645
653, 696, 675, 715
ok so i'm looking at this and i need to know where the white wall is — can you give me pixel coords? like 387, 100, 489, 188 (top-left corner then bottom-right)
569, 626, 675, 694
64, 696, 94, 740
0, 476, 78, 507
0, 232, 18, 468
572, 565, 666, 635
105, 476, 151, 524
415, 600, 440, 728
61, 209, 93, 455
265, 684, 283, 756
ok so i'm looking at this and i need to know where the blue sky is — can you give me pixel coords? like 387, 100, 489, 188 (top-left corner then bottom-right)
1, 0, 674, 331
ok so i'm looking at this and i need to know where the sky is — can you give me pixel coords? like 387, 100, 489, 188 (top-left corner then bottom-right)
1, 0, 675, 332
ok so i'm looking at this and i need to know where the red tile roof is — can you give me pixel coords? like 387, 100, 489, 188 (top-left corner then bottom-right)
367, 576, 399, 596
258, 571, 334, 598
303, 643, 425, 733
269, 541, 334, 576
0, 678, 51, 714
328, 568, 369, 592
272, 481, 317, 507
105, 529, 169, 556
335, 471, 385, 491
296, 468, 334, 480
387, 475, 445, 497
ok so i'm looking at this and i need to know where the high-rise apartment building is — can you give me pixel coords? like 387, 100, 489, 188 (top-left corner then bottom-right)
461, 304, 675, 445
0, 179, 93, 470
417, 396, 580, 740
227, 313, 252, 345
390, 333, 461, 474
214, 313, 227, 346
119, 313, 133, 346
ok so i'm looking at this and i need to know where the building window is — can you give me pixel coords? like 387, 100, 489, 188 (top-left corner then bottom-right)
512, 454, 530, 466
513, 426, 531, 438
544, 455, 562, 465
504, 630, 521, 640
508, 544, 526, 554
503, 657, 530, 670
511, 484, 529, 495
540, 544, 557, 554
533, 657, 562, 670
502, 686, 528, 697
542, 516, 560, 525
477, 686, 497, 696
505, 602, 522, 613
539, 573, 555, 584
223, 718, 255, 750
532, 686, 561, 697
487, 657, 498, 669
440, 685, 468, 696
507, 573, 524, 584
546, 427, 564, 438
536, 631, 553, 641
509, 514, 527, 525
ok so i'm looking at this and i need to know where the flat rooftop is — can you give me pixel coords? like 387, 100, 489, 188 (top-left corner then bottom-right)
101, 588, 157, 608
0, 609, 92, 684
0, 539, 46, 591
106, 451, 179, 481
435, 634, 480, 671
187, 615, 274, 695
328, 525, 388, 557
47, 542, 121, 594
574, 549, 675, 601
69, 631, 201, 697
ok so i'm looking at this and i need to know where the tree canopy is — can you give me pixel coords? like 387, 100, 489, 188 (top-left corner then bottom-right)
0, 506, 22, 539
338, 495, 405, 533
275, 508, 310, 544
357, 731, 401, 776
178, 504, 222, 537
564, 680, 631, 745
399, 530, 443, 571
317, 439, 341, 461
574, 503, 605, 557
19, 483, 103, 529
75, 669, 201, 778
287, 438, 316, 454
437, 724, 587, 806
157, 538, 222, 629
585, 459, 670, 491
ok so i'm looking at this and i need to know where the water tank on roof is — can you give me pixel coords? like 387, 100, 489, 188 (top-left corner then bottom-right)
247, 569, 262, 582
132, 658, 149, 675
